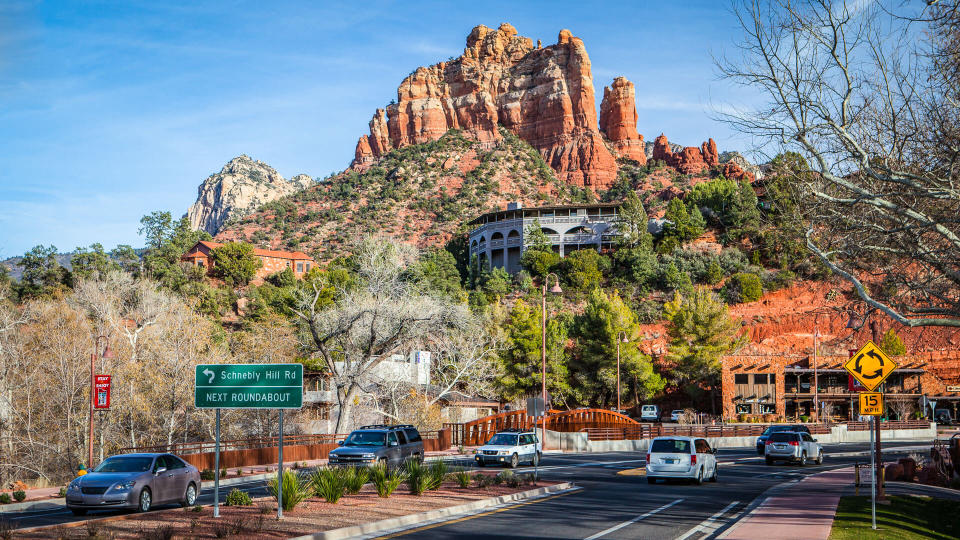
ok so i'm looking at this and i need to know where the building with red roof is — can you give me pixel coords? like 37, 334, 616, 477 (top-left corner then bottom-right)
181, 241, 316, 282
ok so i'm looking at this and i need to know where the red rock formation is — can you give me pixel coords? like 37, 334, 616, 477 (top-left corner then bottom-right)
353, 136, 374, 170
701, 138, 718, 167
599, 77, 646, 165
350, 23, 617, 189
674, 147, 709, 175
652, 133, 674, 163
721, 161, 756, 183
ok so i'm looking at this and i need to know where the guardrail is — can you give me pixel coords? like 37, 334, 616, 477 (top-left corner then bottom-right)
846, 420, 932, 431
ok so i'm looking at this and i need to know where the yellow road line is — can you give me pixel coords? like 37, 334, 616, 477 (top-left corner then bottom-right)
374, 490, 579, 539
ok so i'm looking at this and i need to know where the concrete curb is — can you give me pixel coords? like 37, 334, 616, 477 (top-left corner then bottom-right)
0, 471, 278, 514
290, 482, 577, 540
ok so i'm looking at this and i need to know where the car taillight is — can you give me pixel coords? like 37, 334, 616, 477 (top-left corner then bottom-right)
765, 440, 773, 445
690, 454, 697, 465
788, 440, 799, 446
646, 453, 650, 464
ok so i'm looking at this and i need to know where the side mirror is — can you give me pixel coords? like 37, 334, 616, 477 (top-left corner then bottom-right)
154, 467, 167, 476
337, 440, 344, 446
389, 441, 398, 447
812, 438, 818, 442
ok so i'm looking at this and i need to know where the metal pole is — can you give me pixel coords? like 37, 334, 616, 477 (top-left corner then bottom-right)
278, 410, 284, 520
539, 281, 546, 484
88, 351, 95, 470
875, 398, 884, 500
870, 415, 876, 530
616, 340, 621, 413
813, 327, 819, 423
214, 408, 220, 518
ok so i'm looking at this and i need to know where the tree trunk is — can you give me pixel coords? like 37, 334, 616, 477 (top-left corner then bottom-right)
335, 384, 360, 434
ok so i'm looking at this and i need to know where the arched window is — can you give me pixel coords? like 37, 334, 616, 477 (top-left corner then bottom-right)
507, 230, 520, 238
491, 232, 504, 240
540, 227, 559, 235
566, 225, 592, 235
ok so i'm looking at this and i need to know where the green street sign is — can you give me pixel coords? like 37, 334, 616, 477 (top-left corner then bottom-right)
194, 364, 303, 409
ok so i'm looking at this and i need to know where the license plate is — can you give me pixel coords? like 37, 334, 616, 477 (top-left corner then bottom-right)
775, 444, 785, 449
664, 459, 676, 464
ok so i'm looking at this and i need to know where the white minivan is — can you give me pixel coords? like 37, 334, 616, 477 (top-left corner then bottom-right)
645, 436, 718, 485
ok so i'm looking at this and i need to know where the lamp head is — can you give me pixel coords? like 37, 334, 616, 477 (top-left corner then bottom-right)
101, 344, 116, 359
845, 314, 859, 329
549, 283, 563, 294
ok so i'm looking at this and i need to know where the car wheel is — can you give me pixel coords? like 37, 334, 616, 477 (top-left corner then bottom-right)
765, 457, 774, 465
532, 452, 541, 467
816, 450, 823, 465
181, 482, 197, 507
798, 452, 807, 467
694, 467, 703, 485
509, 453, 519, 469
70, 508, 87, 516
647, 477, 657, 484
137, 488, 152, 513
710, 464, 719, 482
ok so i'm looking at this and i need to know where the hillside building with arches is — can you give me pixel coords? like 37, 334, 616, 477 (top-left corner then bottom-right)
467, 202, 626, 273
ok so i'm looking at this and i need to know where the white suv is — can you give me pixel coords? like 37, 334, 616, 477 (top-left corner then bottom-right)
764, 431, 823, 465
474, 429, 541, 468
646, 436, 718, 485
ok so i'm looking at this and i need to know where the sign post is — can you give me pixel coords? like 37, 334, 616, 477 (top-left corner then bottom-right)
195, 364, 303, 519
846, 341, 897, 529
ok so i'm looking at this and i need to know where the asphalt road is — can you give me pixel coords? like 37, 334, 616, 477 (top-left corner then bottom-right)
1, 440, 931, 537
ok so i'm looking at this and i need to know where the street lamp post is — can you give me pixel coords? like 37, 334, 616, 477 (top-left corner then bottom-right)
89, 336, 115, 469
540, 273, 562, 465
616, 331, 627, 413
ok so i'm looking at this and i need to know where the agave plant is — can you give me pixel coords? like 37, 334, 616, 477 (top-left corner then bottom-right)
370, 462, 405, 498
267, 470, 310, 511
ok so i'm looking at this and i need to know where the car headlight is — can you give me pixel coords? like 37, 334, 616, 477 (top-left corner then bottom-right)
361, 454, 375, 459
498, 450, 510, 455
68, 481, 81, 492
111, 480, 136, 492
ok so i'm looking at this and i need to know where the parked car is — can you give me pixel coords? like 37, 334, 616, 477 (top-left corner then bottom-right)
327, 424, 424, 468
640, 404, 661, 423
935, 409, 954, 425
764, 431, 823, 465
646, 436, 718, 485
65, 453, 200, 516
755, 425, 811, 455
475, 429, 541, 468
669, 410, 685, 422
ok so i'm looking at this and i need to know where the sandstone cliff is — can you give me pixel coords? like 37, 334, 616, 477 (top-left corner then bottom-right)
351, 24, 618, 189
187, 156, 314, 235
599, 77, 646, 164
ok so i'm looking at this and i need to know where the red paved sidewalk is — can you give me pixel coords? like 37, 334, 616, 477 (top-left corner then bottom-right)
721, 467, 853, 540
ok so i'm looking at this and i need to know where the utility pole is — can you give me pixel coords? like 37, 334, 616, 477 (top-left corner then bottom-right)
539, 273, 561, 476
88, 336, 114, 469
813, 325, 820, 423
616, 331, 627, 413
871, 320, 884, 500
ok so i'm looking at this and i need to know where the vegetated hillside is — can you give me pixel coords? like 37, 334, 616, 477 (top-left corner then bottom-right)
218, 128, 611, 260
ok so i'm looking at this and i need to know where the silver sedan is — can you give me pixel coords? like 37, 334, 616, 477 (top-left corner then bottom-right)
66, 453, 201, 515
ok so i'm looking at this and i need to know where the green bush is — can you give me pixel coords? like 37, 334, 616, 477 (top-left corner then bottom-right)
370, 463, 405, 498
224, 488, 252, 506
311, 467, 347, 504
453, 468, 471, 488
344, 466, 370, 495
706, 260, 724, 285
268, 470, 310, 511
474, 472, 492, 488
12, 491, 25, 502
723, 272, 763, 303
426, 460, 449, 491
404, 459, 430, 496
0, 494, 10, 504
200, 469, 215, 481
57, 487, 67, 498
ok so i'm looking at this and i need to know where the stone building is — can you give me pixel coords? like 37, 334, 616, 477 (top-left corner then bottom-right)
181, 240, 316, 281
721, 351, 960, 421
467, 202, 625, 274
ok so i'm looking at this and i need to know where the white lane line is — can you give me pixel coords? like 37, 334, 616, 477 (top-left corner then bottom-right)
584, 498, 684, 540
674, 500, 740, 540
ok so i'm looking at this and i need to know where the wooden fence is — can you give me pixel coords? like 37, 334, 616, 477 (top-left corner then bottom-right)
459, 408, 639, 446
123, 429, 451, 470
846, 420, 932, 431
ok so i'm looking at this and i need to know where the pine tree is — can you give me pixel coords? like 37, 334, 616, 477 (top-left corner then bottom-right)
616, 191, 654, 251
495, 299, 572, 405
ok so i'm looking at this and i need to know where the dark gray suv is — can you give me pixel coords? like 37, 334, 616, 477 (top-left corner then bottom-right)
327, 424, 424, 468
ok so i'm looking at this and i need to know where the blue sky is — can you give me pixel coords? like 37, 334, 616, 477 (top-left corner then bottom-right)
0, 0, 758, 257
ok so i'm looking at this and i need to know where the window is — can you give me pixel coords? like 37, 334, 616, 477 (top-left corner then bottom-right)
736, 403, 751, 415
165, 455, 186, 469
695, 439, 711, 453
404, 429, 422, 443
387, 432, 398, 445
395, 430, 407, 445
296, 262, 304, 273
759, 403, 775, 414
753, 374, 769, 384
769, 432, 798, 443
770, 374, 776, 384
650, 439, 691, 453
521, 434, 535, 445
735, 374, 749, 385
306, 263, 311, 271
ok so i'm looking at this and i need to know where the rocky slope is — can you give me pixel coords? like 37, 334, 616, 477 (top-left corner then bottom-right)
350, 23, 723, 190
187, 156, 314, 235
217, 129, 590, 259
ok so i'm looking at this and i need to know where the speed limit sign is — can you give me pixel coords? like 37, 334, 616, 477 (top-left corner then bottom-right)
859, 392, 883, 416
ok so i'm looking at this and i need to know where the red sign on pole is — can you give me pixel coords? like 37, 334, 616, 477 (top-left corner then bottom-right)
94, 375, 111, 409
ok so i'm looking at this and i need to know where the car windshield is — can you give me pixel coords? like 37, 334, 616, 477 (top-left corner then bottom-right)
94, 456, 154, 473
769, 432, 798, 442
650, 439, 691, 453
343, 432, 386, 447
486, 434, 519, 446
761, 426, 790, 436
